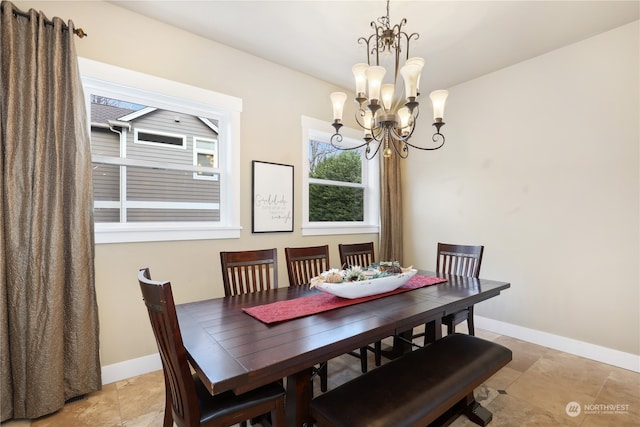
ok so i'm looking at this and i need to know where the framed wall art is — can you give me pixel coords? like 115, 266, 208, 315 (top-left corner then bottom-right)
251, 160, 294, 233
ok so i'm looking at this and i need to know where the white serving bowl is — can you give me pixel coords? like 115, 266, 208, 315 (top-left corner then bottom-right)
314, 269, 418, 299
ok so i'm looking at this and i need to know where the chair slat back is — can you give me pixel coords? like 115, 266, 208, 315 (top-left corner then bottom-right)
220, 248, 278, 296
339, 242, 375, 269
137, 268, 200, 426
285, 245, 330, 286
436, 243, 484, 278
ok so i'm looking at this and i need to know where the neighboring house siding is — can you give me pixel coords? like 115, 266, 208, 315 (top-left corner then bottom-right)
91, 108, 221, 223
91, 127, 120, 210
91, 126, 120, 157
126, 110, 220, 212
127, 109, 213, 164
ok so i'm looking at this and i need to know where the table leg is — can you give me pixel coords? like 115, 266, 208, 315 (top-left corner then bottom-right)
381, 330, 414, 359
286, 368, 313, 427
383, 317, 444, 359
424, 318, 442, 345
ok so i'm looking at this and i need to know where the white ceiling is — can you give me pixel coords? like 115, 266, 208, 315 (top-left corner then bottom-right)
111, 1, 639, 95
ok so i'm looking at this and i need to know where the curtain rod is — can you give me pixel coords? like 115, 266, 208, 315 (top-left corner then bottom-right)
10, 8, 87, 38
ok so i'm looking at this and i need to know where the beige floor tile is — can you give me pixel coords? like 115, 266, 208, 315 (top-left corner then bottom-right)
506, 350, 615, 425
486, 393, 580, 426
475, 328, 501, 342
116, 370, 165, 424
494, 335, 550, 373
579, 365, 640, 427
120, 409, 165, 427
30, 383, 121, 427
484, 365, 522, 392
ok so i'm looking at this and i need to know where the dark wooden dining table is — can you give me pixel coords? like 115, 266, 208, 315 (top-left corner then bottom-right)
175, 270, 510, 427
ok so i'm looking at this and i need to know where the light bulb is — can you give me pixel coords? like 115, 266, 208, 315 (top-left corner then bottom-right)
381, 84, 395, 111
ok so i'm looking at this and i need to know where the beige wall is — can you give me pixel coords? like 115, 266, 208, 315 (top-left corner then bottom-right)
17, 1, 374, 366
403, 21, 639, 356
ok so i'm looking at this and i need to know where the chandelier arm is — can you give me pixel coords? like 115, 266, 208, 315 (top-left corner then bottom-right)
330, 132, 372, 151
373, 22, 383, 64
401, 129, 446, 151
389, 125, 412, 142
364, 139, 383, 160
369, 125, 386, 144
390, 138, 410, 159
403, 32, 419, 60
359, 33, 377, 65
353, 108, 373, 131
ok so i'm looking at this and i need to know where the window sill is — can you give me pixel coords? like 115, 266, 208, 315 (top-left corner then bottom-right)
301, 224, 379, 236
95, 223, 241, 244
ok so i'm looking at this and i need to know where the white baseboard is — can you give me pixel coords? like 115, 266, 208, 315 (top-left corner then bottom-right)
100, 318, 639, 384
101, 353, 162, 385
475, 316, 640, 373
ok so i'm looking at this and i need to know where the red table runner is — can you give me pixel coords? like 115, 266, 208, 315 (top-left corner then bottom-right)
243, 275, 447, 324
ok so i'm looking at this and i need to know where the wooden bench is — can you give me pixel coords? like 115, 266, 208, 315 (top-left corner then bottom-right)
310, 333, 512, 427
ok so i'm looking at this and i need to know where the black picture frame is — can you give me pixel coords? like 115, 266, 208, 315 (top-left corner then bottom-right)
251, 160, 294, 233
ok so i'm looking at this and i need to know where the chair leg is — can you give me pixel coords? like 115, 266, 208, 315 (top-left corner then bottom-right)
467, 306, 475, 336
270, 396, 286, 427
320, 362, 328, 392
359, 347, 368, 373
374, 341, 382, 367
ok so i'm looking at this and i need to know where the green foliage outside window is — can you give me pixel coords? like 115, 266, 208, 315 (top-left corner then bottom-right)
309, 144, 364, 221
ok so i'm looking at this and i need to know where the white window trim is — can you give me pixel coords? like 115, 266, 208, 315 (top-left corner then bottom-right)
79, 57, 242, 243
301, 116, 379, 236
193, 136, 219, 181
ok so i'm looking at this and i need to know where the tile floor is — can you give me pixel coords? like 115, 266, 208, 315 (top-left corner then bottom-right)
2, 327, 639, 427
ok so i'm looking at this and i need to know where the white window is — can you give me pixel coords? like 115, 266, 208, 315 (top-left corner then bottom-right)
79, 58, 242, 244
193, 136, 219, 180
301, 116, 379, 236
134, 128, 186, 149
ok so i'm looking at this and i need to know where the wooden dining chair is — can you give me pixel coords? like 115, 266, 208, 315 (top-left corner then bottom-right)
137, 268, 285, 427
220, 248, 278, 297
413, 243, 485, 346
285, 245, 331, 289
284, 245, 332, 392
338, 242, 375, 269
337, 242, 382, 373
438, 242, 484, 335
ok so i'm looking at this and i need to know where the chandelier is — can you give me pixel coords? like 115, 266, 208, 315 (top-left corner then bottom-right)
329, 0, 448, 159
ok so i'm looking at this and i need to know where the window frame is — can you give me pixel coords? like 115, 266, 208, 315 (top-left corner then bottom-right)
133, 127, 187, 149
301, 116, 380, 236
193, 136, 219, 181
79, 57, 242, 244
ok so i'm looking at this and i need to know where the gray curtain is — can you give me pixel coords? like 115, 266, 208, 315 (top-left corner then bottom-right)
379, 151, 403, 264
0, 1, 101, 421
